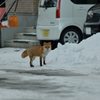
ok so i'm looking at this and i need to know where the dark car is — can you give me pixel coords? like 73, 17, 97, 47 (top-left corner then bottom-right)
83, 4, 100, 38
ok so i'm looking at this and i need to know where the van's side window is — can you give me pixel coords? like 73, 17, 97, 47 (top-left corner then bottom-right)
71, 0, 100, 4
40, 0, 57, 8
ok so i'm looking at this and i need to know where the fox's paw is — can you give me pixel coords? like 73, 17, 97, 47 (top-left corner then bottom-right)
43, 61, 46, 65
40, 64, 42, 67
30, 65, 34, 67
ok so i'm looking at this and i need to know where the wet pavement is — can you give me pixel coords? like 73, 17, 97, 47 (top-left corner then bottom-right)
0, 69, 87, 100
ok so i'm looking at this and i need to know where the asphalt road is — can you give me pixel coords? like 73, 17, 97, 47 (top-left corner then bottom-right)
0, 69, 87, 100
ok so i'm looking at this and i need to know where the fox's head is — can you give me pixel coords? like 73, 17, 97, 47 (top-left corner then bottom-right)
43, 42, 52, 51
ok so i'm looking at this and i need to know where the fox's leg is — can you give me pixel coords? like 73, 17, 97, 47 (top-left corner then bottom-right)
40, 56, 42, 66
29, 56, 35, 67
30, 57, 34, 67
43, 56, 46, 65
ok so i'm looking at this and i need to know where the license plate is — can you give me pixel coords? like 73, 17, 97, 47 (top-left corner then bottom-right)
86, 27, 91, 35
43, 30, 49, 37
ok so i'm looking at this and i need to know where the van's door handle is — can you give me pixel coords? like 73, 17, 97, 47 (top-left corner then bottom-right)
78, 7, 85, 11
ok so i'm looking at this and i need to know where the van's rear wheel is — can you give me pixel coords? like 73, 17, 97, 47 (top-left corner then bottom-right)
60, 28, 82, 44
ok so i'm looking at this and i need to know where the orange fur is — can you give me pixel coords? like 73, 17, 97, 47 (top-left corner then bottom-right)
21, 42, 51, 67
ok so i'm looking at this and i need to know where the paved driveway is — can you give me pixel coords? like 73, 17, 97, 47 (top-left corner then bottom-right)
0, 69, 100, 100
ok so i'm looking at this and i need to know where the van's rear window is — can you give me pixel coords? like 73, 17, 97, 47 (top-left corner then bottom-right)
39, 0, 57, 8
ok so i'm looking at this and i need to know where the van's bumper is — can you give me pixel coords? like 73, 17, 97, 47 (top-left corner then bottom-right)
83, 23, 100, 39
37, 26, 60, 40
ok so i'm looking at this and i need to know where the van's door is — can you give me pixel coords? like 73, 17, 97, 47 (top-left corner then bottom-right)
37, 0, 58, 26
73, 1, 94, 29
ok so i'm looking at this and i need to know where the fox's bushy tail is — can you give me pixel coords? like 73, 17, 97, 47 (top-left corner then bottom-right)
21, 50, 28, 58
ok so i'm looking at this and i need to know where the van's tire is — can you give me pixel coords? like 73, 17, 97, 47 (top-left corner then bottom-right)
39, 40, 58, 50
60, 28, 82, 44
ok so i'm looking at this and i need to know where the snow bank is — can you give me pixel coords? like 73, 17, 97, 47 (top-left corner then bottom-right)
47, 33, 100, 74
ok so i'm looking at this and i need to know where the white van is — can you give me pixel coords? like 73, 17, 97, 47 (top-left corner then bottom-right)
37, 0, 99, 48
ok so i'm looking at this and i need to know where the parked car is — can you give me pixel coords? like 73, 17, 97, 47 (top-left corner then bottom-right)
83, 4, 100, 38
37, 0, 99, 49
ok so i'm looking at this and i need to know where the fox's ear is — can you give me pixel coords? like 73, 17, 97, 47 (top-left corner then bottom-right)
43, 42, 47, 45
43, 42, 51, 45
48, 42, 51, 45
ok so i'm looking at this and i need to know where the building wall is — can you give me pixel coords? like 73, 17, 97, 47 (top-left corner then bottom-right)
5, 0, 39, 27
6, 0, 39, 14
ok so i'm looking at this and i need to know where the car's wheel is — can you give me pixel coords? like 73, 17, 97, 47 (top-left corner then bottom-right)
60, 28, 82, 44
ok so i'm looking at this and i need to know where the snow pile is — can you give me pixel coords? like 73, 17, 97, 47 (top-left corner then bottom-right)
47, 33, 100, 73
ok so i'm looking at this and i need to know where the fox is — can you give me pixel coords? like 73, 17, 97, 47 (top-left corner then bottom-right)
21, 42, 51, 67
